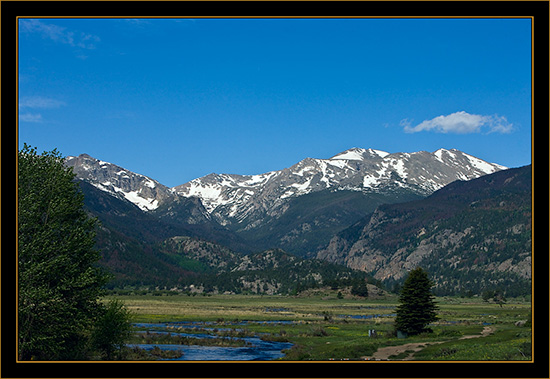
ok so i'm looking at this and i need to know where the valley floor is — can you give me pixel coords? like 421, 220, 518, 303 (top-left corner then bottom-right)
106, 291, 532, 361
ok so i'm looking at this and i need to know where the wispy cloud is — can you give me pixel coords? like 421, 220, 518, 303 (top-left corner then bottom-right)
19, 96, 66, 109
19, 19, 100, 49
402, 111, 514, 134
19, 113, 43, 123
125, 18, 152, 26
19, 96, 66, 123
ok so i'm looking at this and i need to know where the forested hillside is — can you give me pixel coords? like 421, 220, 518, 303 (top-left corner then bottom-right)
317, 165, 532, 297
80, 180, 372, 292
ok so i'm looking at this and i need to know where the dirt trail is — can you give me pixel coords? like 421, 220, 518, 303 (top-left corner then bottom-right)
458, 325, 494, 340
363, 326, 495, 361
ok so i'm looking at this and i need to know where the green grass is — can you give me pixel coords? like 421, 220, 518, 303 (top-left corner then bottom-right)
108, 292, 400, 322
106, 292, 532, 361
413, 325, 532, 361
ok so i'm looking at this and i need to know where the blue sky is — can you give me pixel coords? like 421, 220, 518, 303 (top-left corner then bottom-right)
18, 17, 532, 187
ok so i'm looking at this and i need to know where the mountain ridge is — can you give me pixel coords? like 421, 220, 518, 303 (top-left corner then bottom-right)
174, 147, 506, 227
67, 147, 506, 218
316, 164, 532, 296
66, 147, 509, 257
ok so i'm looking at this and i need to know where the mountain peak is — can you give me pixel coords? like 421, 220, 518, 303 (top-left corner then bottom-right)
65, 154, 171, 212
433, 148, 459, 160
329, 147, 390, 161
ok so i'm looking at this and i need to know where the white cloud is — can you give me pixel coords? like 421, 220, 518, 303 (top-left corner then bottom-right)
19, 96, 66, 109
19, 19, 100, 49
19, 113, 43, 123
19, 96, 66, 123
402, 111, 513, 134
485, 114, 515, 134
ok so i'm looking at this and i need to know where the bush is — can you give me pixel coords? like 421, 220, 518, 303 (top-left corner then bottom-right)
92, 299, 132, 360
309, 326, 329, 337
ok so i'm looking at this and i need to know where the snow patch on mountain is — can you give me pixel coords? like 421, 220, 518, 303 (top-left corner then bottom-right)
331, 149, 365, 161
330, 147, 390, 161
464, 152, 507, 173
369, 149, 391, 158
121, 190, 159, 211
363, 173, 379, 187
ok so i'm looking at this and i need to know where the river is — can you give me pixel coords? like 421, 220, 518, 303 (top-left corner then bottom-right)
129, 321, 293, 361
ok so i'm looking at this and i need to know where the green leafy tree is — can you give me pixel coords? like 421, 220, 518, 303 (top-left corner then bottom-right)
394, 267, 438, 336
18, 145, 116, 360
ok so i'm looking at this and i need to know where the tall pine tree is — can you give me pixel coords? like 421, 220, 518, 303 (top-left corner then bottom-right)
394, 267, 438, 336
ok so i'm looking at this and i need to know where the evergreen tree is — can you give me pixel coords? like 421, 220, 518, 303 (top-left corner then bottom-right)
350, 279, 368, 297
18, 145, 122, 360
394, 267, 438, 336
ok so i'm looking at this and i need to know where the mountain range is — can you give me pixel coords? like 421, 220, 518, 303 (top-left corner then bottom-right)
66, 147, 506, 220
173, 147, 505, 225
64, 147, 531, 296
66, 148, 505, 255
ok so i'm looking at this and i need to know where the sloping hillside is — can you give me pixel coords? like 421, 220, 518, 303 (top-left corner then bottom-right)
317, 165, 532, 296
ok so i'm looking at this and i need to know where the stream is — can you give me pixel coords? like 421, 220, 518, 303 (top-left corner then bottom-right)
129, 322, 293, 361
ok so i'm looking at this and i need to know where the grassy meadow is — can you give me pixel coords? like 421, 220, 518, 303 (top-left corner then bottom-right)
106, 290, 532, 361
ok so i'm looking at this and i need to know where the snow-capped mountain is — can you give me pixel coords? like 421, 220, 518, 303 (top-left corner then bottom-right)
173, 147, 506, 226
66, 147, 507, 257
65, 154, 176, 211
66, 148, 506, 229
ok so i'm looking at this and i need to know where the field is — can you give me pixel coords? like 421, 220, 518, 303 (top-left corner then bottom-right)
107, 290, 532, 361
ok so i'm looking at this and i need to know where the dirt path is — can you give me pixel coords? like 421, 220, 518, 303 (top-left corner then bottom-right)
458, 325, 494, 340
363, 326, 495, 361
